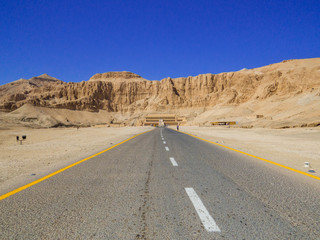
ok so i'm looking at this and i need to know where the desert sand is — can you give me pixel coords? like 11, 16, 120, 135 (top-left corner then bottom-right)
1, 124, 319, 196
0, 126, 151, 194
174, 126, 320, 178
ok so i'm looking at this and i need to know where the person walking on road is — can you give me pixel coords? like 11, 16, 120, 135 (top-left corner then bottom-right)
177, 125, 179, 131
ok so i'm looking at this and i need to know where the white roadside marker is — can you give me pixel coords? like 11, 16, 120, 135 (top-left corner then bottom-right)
163, 141, 166, 144
185, 188, 221, 233
169, 157, 178, 166
165, 146, 169, 151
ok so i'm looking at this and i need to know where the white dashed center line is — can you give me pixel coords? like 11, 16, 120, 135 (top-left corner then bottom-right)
163, 141, 166, 144
185, 188, 221, 232
169, 157, 178, 166
165, 146, 169, 151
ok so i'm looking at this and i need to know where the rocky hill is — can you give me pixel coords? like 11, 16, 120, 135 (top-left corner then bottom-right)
89, 71, 145, 82
0, 59, 319, 128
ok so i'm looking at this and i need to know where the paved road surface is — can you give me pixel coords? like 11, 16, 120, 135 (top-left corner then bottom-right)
1, 127, 319, 239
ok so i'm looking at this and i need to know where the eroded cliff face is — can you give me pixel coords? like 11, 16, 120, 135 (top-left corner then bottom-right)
1, 59, 320, 115
89, 71, 144, 81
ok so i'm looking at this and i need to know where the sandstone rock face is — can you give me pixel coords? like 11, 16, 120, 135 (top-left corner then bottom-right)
89, 71, 144, 82
0, 58, 320, 127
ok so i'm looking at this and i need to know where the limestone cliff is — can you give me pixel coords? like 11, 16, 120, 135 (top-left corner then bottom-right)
0, 59, 320, 127
89, 71, 144, 82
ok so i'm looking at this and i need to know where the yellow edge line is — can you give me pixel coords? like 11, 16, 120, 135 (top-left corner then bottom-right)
176, 129, 320, 181
0, 130, 153, 201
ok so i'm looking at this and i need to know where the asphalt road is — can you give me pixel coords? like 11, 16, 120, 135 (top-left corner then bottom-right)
0, 127, 320, 239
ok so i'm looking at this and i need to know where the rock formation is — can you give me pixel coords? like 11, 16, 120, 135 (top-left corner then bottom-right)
89, 71, 144, 82
0, 58, 320, 128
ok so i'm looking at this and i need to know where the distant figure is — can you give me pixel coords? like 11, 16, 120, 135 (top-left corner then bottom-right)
177, 125, 179, 131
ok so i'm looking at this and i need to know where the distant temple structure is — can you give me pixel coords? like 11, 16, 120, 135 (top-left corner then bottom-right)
144, 114, 186, 126
211, 121, 237, 126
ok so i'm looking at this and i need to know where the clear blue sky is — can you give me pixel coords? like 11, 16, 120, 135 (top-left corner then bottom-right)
1, 0, 319, 84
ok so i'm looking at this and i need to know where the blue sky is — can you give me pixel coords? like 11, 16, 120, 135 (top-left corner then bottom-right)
1, 0, 319, 84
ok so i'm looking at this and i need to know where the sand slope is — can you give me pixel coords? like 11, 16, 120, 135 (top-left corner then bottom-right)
1, 104, 115, 128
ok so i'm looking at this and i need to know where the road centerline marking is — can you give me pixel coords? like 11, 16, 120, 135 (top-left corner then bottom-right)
169, 157, 178, 166
185, 188, 221, 233
163, 141, 166, 144
165, 146, 170, 151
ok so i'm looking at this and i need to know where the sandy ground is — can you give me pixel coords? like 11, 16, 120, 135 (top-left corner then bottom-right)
0, 126, 152, 194
174, 126, 320, 178
1, 125, 319, 194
